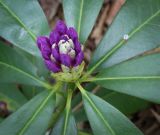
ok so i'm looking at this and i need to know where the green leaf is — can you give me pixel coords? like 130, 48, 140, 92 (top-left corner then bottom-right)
34, 57, 49, 77
0, 0, 49, 56
89, 0, 160, 71
20, 85, 44, 100
51, 112, 77, 135
93, 53, 160, 103
0, 90, 56, 135
51, 90, 77, 135
73, 83, 100, 123
74, 85, 148, 123
0, 44, 48, 87
74, 108, 87, 123
81, 91, 143, 135
63, 0, 103, 43
0, 118, 3, 123
78, 131, 91, 135
14, 47, 49, 78
0, 84, 27, 111
97, 88, 149, 115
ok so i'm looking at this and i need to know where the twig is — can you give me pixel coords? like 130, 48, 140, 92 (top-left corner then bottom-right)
151, 109, 160, 124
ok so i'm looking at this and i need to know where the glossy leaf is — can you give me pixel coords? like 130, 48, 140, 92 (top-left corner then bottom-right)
97, 88, 149, 115
0, 84, 27, 111
74, 86, 148, 123
63, 0, 103, 43
0, 118, 3, 123
81, 91, 143, 135
78, 131, 91, 135
0, 44, 47, 87
0, 90, 56, 135
20, 85, 44, 100
14, 47, 49, 78
94, 53, 160, 103
51, 112, 77, 135
74, 108, 87, 123
51, 89, 77, 135
72, 83, 96, 108
89, 0, 160, 71
0, 0, 49, 56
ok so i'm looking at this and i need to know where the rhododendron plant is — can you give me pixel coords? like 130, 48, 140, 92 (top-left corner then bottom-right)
0, 0, 160, 135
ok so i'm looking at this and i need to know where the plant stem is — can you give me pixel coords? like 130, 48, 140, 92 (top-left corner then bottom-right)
48, 84, 74, 131
73, 85, 100, 112
75, 82, 85, 94
66, 89, 73, 110
48, 99, 66, 129
76, 82, 116, 135
48, 82, 65, 128
62, 89, 73, 135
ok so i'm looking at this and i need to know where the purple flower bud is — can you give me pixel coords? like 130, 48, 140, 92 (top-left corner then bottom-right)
55, 20, 67, 34
60, 54, 72, 67
67, 27, 78, 41
41, 49, 51, 60
49, 30, 60, 45
60, 35, 69, 41
37, 36, 50, 50
36, 20, 84, 73
75, 51, 84, 66
52, 48, 60, 61
74, 39, 81, 53
37, 36, 51, 60
45, 60, 61, 73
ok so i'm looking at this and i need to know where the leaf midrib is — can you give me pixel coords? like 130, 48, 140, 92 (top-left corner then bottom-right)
18, 90, 55, 135
88, 8, 160, 74
63, 90, 73, 135
86, 76, 160, 82
76, 82, 115, 135
0, 61, 46, 87
77, 0, 84, 36
63, 110, 70, 135
0, 0, 36, 40
83, 92, 116, 135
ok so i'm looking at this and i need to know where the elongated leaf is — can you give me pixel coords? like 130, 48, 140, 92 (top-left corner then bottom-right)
78, 131, 91, 135
0, 90, 56, 135
63, 0, 103, 43
72, 83, 96, 108
0, 118, 3, 123
73, 83, 148, 115
98, 88, 149, 115
0, 84, 27, 111
94, 53, 160, 103
0, 44, 47, 87
74, 89, 148, 123
82, 91, 143, 135
74, 108, 87, 123
89, 0, 160, 71
51, 90, 77, 135
51, 112, 77, 135
0, 0, 49, 56
20, 85, 44, 100
14, 47, 49, 78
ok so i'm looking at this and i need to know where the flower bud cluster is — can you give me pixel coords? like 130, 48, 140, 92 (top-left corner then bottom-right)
37, 20, 84, 81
